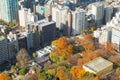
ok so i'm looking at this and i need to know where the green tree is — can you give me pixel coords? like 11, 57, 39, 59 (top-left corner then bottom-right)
32, 52, 37, 58
19, 67, 28, 75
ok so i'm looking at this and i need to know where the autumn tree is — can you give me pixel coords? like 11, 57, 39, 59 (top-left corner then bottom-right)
115, 67, 120, 79
51, 40, 57, 46
109, 54, 120, 65
70, 66, 85, 79
57, 37, 67, 49
24, 74, 38, 80
93, 76, 100, 80
106, 41, 114, 53
50, 37, 73, 57
80, 34, 95, 52
16, 48, 30, 67
0, 72, 11, 80
56, 66, 70, 80
56, 44, 73, 57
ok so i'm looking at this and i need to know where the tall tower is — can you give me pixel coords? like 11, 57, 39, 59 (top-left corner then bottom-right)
104, 6, 113, 24
92, 2, 104, 27
72, 8, 87, 35
0, 0, 18, 22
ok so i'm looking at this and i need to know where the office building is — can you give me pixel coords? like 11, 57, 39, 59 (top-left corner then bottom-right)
44, 1, 53, 17
0, 0, 18, 22
0, 36, 9, 64
92, 2, 104, 27
52, 5, 72, 36
17, 32, 28, 50
27, 18, 56, 48
104, 6, 113, 24
72, 8, 87, 35
36, 5, 45, 19
99, 27, 112, 45
19, 8, 37, 27
83, 57, 113, 76
7, 32, 19, 61
27, 30, 40, 52
38, 19, 56, 47
111, 28, 120, 51
52, 4, 62, 29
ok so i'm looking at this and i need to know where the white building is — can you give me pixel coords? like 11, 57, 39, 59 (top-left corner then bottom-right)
52, 4, 72, 36
36, 46, 53, 58
19, 8, 37, 27
92, 2, 104, 27
95, 11, 120, 51
99, 27, 112, 44
44, 1, 53, 17
72, 8, 87, 35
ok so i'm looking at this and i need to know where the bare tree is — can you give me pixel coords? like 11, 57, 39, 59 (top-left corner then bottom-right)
16, 48, 30, 67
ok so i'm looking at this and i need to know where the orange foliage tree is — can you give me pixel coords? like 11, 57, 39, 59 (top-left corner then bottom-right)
57, 37, 67, 49
80, 34, 95, 52
56, 66, 70, 80
93, 76, 100, 80
70, 66, 85, 79
0, 72, 11, 80
106, 41, 114, 53
52, 37, 73, 57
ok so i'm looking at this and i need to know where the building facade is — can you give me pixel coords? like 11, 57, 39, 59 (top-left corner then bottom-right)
0, 37, 9, 64
92, 2, 104, 27
111, 28, 120, 51
27, 19, 56, 49
104, 6, 113, 24
0, 0, 18, 22
72, 8, 87, 35
52, 5, 72, 36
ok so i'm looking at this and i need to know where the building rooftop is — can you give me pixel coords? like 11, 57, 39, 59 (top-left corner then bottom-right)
92, 2, 104, 7
83, 57, 113, 73
27, 19, 55, 27
36, 19, 55, 27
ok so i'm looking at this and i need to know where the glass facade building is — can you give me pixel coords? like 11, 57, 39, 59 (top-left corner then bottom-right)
0, 0, 18, 22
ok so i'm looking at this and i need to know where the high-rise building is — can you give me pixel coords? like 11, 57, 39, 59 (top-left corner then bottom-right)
27, 18, 56, 48
52, 5, 72, 36
72, 8, 87, 35
52, 5, 62, 29
92, 2, 104, 27
7, 32, 19, 62
111, 28, 120, 51
36, 5, 45, 19
44, 1, 53, 17
0, 36, 9, 64
0, 0, 18, 22
19, 8, 37, 27
104, 6, 113, 24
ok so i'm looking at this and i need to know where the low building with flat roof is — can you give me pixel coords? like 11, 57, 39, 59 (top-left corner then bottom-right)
83, 57, 113, 76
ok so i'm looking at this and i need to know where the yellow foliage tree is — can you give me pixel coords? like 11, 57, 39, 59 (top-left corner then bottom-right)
52, 40, 57, 46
